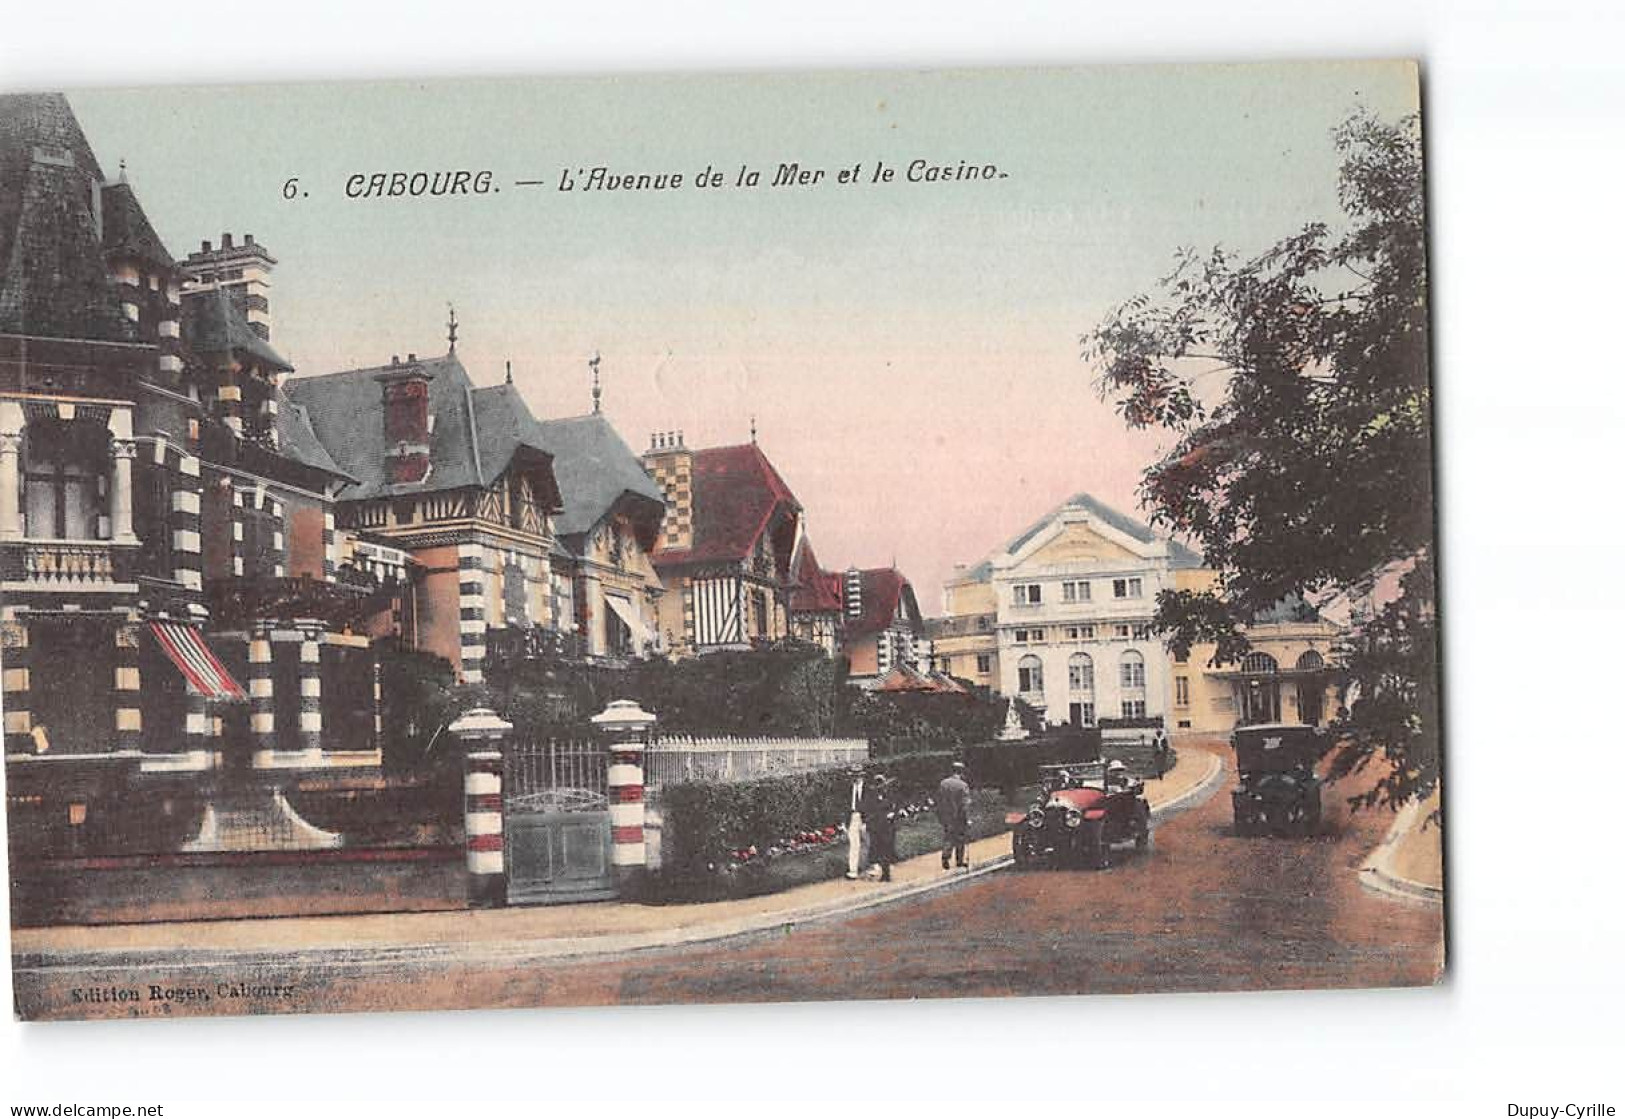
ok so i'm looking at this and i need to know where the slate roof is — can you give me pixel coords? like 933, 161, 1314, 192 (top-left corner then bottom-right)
182, 286, 292, 371
532, 411, 666, 549
0, 93, 139, 343
956, 491, 1204, 581
284, 352, 560, 504
99, 181, 175, 269
652, 442, 802, 567
275, 391, 355, 482
789, 541, 844, 614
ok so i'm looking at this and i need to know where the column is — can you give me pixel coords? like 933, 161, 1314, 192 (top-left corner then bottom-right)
450, 707, 511, 908
372, 654, 384, 752
591, 699, 657, 898
2, 615, 31, 744
0, 431, 22, 540
456, 542, 486, 684
246, 623, 275, 760
112, 619, 142, 752
110, 439, 137, 543
298, 625, 323, 755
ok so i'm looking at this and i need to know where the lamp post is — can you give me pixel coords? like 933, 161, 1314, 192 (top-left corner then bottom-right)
591, 699, 657, 897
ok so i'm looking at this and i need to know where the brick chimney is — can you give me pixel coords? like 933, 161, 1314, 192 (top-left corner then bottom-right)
375, 357, 435, 485
640, 431, 693, 552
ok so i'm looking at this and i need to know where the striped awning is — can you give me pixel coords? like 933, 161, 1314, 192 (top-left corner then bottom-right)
149, 621, 247, 701
603, 593, 648, 651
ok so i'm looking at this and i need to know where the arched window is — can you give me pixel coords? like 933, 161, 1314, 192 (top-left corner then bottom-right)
22, 419, 106, 540
1068, 652, 1094, 692
1242, 651, 1279, 675
1120, 649, 1146, 689
1295, 650, 1324, 671
1017, 654, 1044, 695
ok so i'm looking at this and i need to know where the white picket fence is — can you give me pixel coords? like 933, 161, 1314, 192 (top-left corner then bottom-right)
645, 735, 869, 791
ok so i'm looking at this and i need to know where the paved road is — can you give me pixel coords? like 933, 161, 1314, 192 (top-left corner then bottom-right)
13, 747, 1442, 1019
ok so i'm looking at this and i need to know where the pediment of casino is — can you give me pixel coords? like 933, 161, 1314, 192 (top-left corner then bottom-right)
1018, 521, 1147, 569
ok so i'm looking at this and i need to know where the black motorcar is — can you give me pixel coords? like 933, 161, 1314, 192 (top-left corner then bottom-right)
1230, 723, 1327, 836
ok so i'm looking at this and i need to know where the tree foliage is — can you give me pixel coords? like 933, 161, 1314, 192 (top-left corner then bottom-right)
1084, 110, 1440, 815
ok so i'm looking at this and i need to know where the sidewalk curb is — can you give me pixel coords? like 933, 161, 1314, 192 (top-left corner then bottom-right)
13, 750, 1231, 974
1359, 797, 1443, 906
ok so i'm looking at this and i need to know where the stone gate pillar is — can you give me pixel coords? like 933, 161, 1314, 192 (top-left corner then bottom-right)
450, 707, 511, 908
591, 699, 657, 898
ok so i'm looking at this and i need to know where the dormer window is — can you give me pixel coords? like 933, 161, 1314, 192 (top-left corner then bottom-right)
31, 144, 73, 168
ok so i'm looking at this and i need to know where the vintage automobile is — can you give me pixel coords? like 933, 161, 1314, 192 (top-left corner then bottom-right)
1230, 723, 1327, 837
1008, 762, 1151, 870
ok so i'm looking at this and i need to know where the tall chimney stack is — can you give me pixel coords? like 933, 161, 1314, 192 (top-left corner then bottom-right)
640, 430, 694, 553
375, 360, 436, 485
179, 232, 277, 341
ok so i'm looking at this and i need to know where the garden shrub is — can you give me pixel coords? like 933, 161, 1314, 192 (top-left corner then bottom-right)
658, 749, 958, 879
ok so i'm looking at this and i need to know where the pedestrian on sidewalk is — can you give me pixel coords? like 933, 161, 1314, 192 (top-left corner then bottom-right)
936, 761, 972, 871
845, 764, 870, 880
862, 773, 899, 883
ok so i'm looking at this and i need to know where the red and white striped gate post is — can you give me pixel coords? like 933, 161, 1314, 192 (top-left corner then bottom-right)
449, 707, 512, 908
590, 699, 658, 898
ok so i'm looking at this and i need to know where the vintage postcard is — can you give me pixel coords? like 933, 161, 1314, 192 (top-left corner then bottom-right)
1, 60, 1443, 1021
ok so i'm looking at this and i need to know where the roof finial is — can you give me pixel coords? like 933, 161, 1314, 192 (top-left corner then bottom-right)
117, 158, 128, 184
750, 413, 757, 444
505, 359, 513, 385
589, 350, 602, 414
446, 304, 458, 353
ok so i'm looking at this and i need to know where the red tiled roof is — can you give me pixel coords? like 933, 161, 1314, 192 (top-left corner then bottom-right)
846, 567, 917, 639
873, 663, 937, 693
789, 540, 844, 613
653, 443, 802, 567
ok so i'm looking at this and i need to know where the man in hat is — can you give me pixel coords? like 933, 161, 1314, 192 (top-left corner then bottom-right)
1106, 759, 1130, 790
862, 772, 899, 882
936, 761, 972, 870
845, 763, 870, 879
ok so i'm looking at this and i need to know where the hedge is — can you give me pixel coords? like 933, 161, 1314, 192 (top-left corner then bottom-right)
961, 728, 1102, 792
659, 749, 959, 879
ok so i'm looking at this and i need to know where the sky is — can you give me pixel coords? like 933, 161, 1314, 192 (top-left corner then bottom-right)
72, 61, 1418, 611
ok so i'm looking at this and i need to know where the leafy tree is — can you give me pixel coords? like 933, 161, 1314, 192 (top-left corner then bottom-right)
1084, 110, 1439, 816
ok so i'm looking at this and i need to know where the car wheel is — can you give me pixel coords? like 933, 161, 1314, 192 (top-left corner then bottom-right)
1135, 816, 1151, 852
1012, 831, 1031, 868
1088, 823, 1111, 870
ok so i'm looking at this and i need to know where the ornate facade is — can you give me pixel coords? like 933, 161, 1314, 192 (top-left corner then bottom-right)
1, 95, 388, 851
933, 492, 1341, 734
641, 434, 802, 655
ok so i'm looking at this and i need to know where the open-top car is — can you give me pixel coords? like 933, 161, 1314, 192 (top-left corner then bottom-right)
1008, 761, 1151, 870
1230, 723, 1327, 837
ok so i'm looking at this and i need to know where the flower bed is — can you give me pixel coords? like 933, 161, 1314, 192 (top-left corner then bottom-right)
650, 751, 1009, 903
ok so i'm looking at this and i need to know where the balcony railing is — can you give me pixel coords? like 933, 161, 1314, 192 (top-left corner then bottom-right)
0, 539, 135, 587
484, 624, 587, 669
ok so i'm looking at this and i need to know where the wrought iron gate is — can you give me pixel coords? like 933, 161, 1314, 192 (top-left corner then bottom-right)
503, 738, 615, 904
